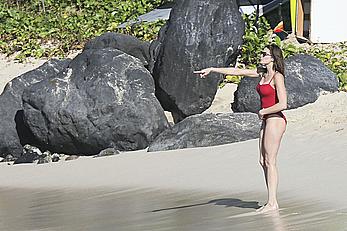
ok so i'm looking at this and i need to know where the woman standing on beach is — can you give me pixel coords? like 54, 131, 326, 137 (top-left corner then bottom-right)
194, 44, 287, 213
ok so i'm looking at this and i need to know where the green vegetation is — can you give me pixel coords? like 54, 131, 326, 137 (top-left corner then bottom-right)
0, 0, 170, 60
0, 1, 345, 90
239, 13, 273, 67
223, 13, 347, 91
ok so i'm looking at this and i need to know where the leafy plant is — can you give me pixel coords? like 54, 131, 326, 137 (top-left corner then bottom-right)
1, 1, 346, 91
119, 19, 166, 41
222, 13, 274, 86
239, 13, 273, 67
222, 13, 347, 91
0, 0, 170, 61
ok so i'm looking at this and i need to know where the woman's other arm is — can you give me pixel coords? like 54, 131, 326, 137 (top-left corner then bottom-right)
259, 72, 287, 116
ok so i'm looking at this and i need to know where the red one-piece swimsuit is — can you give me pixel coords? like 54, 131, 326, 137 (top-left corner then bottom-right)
256, 76, 287, 124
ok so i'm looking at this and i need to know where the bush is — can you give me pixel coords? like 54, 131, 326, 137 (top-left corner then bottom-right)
0, 0, 171, 61
222, 13, 347, 91
1, 2, 345, 91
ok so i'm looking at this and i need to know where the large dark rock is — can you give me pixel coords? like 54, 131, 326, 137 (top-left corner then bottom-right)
0, 59, 70, 158
232, 54, 339, 113
285, 54, 339, 108
84, 32, 150, 68
152, 0, 244, 122
149, 23, 168, 74
232, 77, 261, 113
148, 112, 261, 152
22, 48, 169, 155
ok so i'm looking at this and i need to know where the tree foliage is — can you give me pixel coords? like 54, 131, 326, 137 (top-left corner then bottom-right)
223, 13, 347, 91
0, 1, 345, 90
0, 0, 171, 60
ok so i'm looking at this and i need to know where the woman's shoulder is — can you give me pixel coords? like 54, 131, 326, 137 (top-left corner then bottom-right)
274, 71, 285, 80
273, 71, 285, 86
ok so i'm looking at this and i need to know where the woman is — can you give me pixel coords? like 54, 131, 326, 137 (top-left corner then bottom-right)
194, 44, 287, 213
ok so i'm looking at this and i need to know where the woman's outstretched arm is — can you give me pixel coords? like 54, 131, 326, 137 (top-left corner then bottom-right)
194, 67, 259, 78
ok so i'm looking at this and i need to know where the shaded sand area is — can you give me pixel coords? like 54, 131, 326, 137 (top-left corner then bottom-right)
1, 56, 347, 230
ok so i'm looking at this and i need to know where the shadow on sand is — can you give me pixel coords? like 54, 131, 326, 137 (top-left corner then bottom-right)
150, 198, 261, 212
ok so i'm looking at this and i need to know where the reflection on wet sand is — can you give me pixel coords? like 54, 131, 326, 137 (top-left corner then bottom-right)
0, 188, 346, 231
263, 210, 288, 231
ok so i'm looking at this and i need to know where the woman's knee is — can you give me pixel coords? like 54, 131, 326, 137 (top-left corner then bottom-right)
259, 160, 265, 168
264, 157, 276, 168
259, 152, 266, 167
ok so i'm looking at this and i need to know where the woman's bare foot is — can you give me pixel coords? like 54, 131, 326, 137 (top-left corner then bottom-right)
256, 204, 266, 212
257, 203, 279, 213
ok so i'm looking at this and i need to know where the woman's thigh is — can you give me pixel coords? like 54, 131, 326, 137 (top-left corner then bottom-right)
259, 121, 266, 164
263, 116, 286, 161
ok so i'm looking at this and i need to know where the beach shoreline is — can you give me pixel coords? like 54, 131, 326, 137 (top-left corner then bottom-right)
1, 54, 347, 230
1, 126, 347, 230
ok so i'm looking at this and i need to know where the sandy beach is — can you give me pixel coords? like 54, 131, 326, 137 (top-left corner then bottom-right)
1, 56, 347, 230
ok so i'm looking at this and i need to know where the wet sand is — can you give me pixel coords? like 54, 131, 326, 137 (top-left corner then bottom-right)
0, 187, 346, 231
1, 127, 347, 230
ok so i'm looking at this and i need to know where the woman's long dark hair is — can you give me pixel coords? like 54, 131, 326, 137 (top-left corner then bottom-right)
266, 44, 285, 77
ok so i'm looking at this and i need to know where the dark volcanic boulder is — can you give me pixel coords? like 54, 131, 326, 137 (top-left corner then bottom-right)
148, 112, 261, 152
232, 54, 339, 113
84, 32, 150, 68
285, 54, 339, 108
22, 48, 169, 155
153, 0, 244, 122
0, 59, 70, 158
149, 23, 168, 74
232, 77, 261, 113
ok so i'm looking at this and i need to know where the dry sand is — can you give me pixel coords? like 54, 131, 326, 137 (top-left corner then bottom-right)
1, 55, 347, 230
0, 54, 47, 94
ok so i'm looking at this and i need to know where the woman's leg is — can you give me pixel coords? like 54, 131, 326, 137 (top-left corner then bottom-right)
259, 121, 267, 186
259, 116, 286, 212
256, 121, 267, 211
